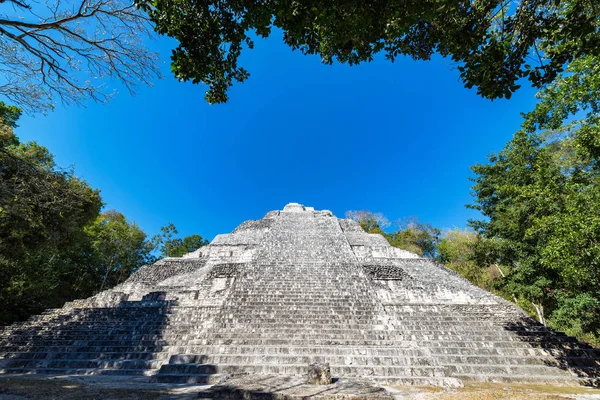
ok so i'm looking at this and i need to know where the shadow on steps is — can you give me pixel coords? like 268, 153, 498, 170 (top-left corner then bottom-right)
503, 317, 600, 386
0, 297, 176, 378
197, 375, 392, 400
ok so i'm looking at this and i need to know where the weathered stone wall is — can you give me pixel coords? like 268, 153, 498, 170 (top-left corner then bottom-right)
362, 264, 410, 280
128, 258, 207, 285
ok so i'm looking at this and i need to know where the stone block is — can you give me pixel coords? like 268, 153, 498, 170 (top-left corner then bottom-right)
307, 362, 332, 385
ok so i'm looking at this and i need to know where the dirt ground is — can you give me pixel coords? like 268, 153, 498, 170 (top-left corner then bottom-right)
0, 376, 200, 400
0, 376, 599, 400
387, 382, 600, 400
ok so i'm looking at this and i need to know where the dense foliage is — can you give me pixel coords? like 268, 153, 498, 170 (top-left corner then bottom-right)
345, 211, 440, 258
151, 223, 209, 258
137, 0, 599, 103
0, 103, 207, 325
468, 53, 600, 344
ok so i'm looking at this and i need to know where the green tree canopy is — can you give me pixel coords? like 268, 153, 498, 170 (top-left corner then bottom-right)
469, 123, 600, 342
0, 103, 22, 130
137, 0, 599, 103
344, 210, 390, 234
152, 223, 209, 258
436, 228, 506, 289
0, 107, 157, 325
385, 218, 441, 258
86, 210, 157, 292
345, 211, 440, 258
0, 110, 102, 324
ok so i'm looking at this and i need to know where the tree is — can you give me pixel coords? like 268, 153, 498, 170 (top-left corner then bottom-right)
385, 218, 441, 258
469, 125, 600, 343
470, 130, 560, 325
0, 0, 160, 113
0, 109, 103, 324
467, 36, 600, 336
436, 228, 506, 289
345, 210, 390, 234
522, 53, 600, 167
152, 223, 209, 258
0, 107, 156, 325
85, 210, 156, 292
137, 0, 600, 103
0, 102, 21, 129
345, 210, 440, 258
437, 229, 481, 283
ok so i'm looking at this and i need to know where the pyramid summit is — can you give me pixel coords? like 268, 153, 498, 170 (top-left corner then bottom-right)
1, 203, 599, 387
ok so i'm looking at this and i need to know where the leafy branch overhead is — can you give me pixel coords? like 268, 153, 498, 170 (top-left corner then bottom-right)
137, 0, 599, 103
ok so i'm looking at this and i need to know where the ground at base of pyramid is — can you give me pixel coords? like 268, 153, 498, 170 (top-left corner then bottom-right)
1, 203, 599, 396
1, 374, 600, 400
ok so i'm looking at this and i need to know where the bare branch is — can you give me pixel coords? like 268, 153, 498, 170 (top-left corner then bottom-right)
0, 0, 160, 113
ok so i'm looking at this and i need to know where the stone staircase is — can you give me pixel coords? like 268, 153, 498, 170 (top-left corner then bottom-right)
0, 303, 174, 376
386, 306, 600, 385
151, 211, 456, 385
1, 203, 599, 387
151, 262, 455, 386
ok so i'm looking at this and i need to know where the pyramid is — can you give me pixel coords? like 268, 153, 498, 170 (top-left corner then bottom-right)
1, 203, 599, 386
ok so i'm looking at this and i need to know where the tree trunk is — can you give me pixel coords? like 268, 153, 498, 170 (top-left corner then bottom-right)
494, 264, 505, 278
494, 264, 519, 303
533, 302, 546, 326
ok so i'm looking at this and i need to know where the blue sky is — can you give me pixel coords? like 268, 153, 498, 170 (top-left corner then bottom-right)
15, 32, 539, 241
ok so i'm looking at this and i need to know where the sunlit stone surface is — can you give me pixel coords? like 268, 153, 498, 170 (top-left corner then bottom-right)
1, 203, 599, 386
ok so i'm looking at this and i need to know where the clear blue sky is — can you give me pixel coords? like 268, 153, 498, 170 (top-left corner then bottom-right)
15, 32, 539, 241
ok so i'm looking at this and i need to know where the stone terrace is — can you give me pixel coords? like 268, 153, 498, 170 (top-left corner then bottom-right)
1, 203, 599, 387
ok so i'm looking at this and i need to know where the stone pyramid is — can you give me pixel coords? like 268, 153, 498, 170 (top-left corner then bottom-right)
1, 203, 599, 386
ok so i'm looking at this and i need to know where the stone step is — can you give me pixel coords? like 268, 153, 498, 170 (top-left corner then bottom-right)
1, 358, 165, 370
208, 326, 560, 336
1, 327, 573, 340
0, 352, 170, 361
437, 355, 600, 367
0, 345, 167, 353
152, 373, 459, 387
162, 345, 429, 357
0, 346, 432, 362
429, 346, 600, 358
199, 332, 576, 342
0, 331, 404, 344
0, 339, 169, 347
165, 353, 438, 367
149, 373, 223, 384
216, 315, 380, 322
0, 367, 157, 376
1, 324, 393, 336
155, 363, 447, 377
221, 327, 561, 338
220, 306, 380, 312
446, 363, 600, 376
19, 345, 595, 364
232, 295, 377, 301
0, 327, 401, 341
418, 340, 594, 350
233, 294, 373, 299
2, 337, 587, 351
454, 373, 600, 386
